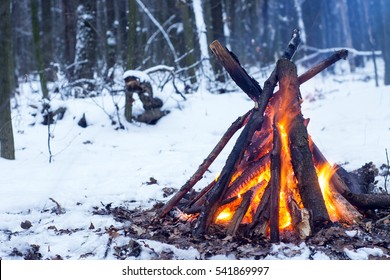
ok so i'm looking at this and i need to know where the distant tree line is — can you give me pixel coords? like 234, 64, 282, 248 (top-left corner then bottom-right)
8, 0, 390, 86
1, 0, 390, 160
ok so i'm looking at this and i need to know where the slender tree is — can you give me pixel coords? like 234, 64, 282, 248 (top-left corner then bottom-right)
73, 1, 97, 86
41, 0, 53, 75
62, 0, 77, 76
0, 0, 15, 160
381, 0, 390, 85
31, 0, 49, 99
179, 0, 198, 85
127, 0, 139, 70
204, 0, 225, 82
193, 0, 214, 89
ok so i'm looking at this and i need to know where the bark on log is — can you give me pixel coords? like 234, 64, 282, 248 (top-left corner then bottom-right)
297, 49, 348, 85
209, 41, 262, 102
278, 59, 331, 225
342, 191, 390, 209
193, 108, 265, 236
282, 29, 301, 60
269, 119, 282, 242
248, 184, 271, 236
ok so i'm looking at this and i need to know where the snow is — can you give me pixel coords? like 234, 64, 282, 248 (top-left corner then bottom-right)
123, 70, 151, 83
1, 57, 389, 260
345, 230, 358, 238
344, 247, 384, 260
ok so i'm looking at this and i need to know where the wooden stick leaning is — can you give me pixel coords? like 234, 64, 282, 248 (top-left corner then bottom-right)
269, 118, 282, 242
158, 110, 251, 218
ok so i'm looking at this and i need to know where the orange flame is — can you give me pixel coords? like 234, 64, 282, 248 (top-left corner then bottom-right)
316, 163, 342, 222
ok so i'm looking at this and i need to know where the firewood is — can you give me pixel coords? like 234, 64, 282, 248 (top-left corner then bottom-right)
158, 30, 368, 242
269, 119, 282, 242
184, 180, 216, 213
226, 190, 253, 236
193, 31, 300, 237
223, 154, 270, 199
342, 191, 390, 209
288, 199, 311, 239
158, 110, 252, 218
248, 184, 271, 236
193, 108, 266, 237
297, 49, 348, 85
209, 41, 262, 102
277, 58, 331, 226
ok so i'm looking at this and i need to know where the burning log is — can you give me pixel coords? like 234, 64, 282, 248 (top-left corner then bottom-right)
158, 110, 252, 218
159, 29, 390, 242
269, 119, 282, 242
226, 190, 253, 236
277, 58, 330, 226
193, 108, 268, 237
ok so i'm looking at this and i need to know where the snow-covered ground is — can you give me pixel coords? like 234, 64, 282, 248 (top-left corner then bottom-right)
0, 58, 389, 260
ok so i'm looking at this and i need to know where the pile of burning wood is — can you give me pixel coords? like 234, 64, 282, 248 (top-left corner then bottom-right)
158, 30, 390, 242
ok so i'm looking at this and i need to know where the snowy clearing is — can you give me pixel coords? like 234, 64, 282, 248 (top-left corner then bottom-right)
0, 59, 389, 260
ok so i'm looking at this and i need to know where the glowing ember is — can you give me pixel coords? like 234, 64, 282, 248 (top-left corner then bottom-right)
216, 208, 234, 222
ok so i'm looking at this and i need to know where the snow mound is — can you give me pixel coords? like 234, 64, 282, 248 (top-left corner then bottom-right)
123, 70, 151, 83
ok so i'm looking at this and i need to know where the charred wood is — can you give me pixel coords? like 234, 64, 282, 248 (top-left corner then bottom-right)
342, 191, 390, 210
269, 119, 282, 242
223, 154, 270, 199
158, 110, 252, 218
277, 59, 330, 225
297, 49, 348, 85
226, 190, 253, 236
193, 108, 265, 237
282, 29, 301, 60
248, 184, 271, 236
209, 40, 262, 102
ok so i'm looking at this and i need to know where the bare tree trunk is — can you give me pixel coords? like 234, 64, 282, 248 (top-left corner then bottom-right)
41, 0, 53, 77
0, 0, 15, 160
381, 0, 390, 85
62, 0, 77, 78
73, 1, 97, 87
179, 1, 197, 85
192, 0, 215, 89
339, 0, 356, 73
105, 0, 117, 71
127, 0, 137, 70
207, 0, 226, 82
31, 0, 49, 99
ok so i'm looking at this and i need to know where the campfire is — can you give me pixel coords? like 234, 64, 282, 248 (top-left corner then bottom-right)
158, 30, 390, 242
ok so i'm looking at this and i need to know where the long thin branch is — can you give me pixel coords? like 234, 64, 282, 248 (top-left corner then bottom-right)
158, 110, 252, 218
269, 118, 282, 243
135, 0, 179, 64
297, 49, 348, 84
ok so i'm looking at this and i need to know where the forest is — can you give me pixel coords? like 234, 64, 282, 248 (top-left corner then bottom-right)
1, 0, 390, 160
1, 0, 390, 263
